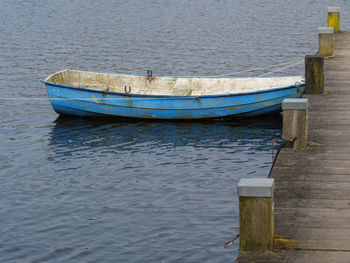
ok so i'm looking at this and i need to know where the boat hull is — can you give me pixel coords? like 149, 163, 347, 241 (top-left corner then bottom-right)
43, 81, 305, 119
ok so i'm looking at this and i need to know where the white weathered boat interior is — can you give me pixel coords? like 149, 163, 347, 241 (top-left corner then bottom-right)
45, 70, 303, 96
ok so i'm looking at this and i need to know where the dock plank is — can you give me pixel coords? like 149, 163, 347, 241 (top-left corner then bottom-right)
237, 31, 350, 262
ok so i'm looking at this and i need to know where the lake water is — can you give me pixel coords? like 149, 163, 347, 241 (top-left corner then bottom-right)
0, 1, 349, 262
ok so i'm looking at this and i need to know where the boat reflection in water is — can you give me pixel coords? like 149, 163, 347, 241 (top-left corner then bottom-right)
47, 115, 282, 261
48, 115, 282, 156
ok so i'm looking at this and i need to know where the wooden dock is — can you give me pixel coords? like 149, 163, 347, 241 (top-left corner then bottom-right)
237, 32, 350, 263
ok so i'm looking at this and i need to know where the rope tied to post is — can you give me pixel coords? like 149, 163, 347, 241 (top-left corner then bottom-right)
257, 60, 304, 77
224, 234, 240, 248
180, 59, 304, 78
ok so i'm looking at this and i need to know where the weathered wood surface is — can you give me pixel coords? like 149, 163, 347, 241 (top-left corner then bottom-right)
239, 197, 274, 251
318, 29, 334, 56
237, 32, 350, 262
305, 55, 324, 94
328, 8, 341, 33
282, 109, 308, 149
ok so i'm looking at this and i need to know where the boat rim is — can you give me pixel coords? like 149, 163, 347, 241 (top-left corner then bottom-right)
41, 70, 305, 99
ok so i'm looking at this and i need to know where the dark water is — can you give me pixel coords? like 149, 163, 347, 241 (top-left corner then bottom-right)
1, 0, 349, 262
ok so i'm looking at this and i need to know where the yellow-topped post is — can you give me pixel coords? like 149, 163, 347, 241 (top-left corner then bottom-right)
328, 7, 341, 32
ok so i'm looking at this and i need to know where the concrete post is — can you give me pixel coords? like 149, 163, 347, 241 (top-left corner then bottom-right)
282, 98, 308, 149
318, 27, 334, 57
238, 178, 274, 251
305, 55, 324, 94
328, 7, 341, 32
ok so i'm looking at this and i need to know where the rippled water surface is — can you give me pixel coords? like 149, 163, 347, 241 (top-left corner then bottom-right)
1, 0, 349, 262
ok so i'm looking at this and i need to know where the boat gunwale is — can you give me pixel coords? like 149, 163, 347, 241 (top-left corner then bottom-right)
40, 73, 305, 99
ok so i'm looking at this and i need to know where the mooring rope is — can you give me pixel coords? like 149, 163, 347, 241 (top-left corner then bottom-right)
257, 60, 304, 77
178, 58, 304, 78
213, 59, 304, 78
0, 59, 305, 101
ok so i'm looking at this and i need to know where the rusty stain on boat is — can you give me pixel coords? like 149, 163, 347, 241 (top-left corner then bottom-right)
92, 94, 99, 104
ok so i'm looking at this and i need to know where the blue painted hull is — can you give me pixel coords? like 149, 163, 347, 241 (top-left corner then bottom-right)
42, 79, 305, 119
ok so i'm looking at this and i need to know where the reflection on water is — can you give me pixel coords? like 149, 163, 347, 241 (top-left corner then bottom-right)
1, 0, 347, 261
47, 116, 282, 181
49, 115, 282, 151
48, 116, 282, 176
43, 116, 281, 262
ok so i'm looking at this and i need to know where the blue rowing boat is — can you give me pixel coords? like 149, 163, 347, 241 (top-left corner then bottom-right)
41, 70, 305, 119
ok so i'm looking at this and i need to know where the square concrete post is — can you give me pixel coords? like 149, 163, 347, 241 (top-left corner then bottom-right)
328, 7, 341, 32
238, 178, 274, 251
318, 27, 334, 57
282, 98, 308, 149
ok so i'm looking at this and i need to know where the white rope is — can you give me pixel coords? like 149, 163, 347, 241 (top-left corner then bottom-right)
257, 60, 304, 77
0, 59, 305, 101
214, 59, 303, 78
0, 98, 46, 100
179, 59, 304, 78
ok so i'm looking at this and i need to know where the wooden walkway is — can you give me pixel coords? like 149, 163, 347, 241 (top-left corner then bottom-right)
237, 32, 350, 262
